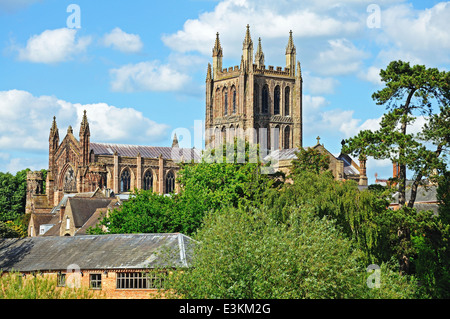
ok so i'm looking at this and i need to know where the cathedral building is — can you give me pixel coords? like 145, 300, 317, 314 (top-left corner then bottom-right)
26, 25, 367, 237
205, 25, 302, 151
26, 112, 200, 236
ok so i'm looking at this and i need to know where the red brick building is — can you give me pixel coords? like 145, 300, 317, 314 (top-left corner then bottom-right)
0, 233, 194, 299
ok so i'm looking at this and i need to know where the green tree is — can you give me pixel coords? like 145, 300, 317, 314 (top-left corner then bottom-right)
342, 60, 450, 208
263, 170, 391, 265
165, 206, 419, 299
342, 60, 450, 274
290, 146, 330, 176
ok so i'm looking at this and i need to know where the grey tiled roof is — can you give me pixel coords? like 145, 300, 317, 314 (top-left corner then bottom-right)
0, 233, 195, 272
68, 198, 112, 228
90, 142, 202, 162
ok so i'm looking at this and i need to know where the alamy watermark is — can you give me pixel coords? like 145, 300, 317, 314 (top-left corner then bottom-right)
367, 4, 381, 29
66, 4, 81, 29
366, 264, 381, 289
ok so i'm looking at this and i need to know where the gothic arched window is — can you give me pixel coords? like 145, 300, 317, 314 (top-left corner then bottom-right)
274, 125, 280, 150
120, 169, 131, 193
284, 126, 291, 149
285, 86, 290, 116
254, 84, 259, 113
224, 90, 228, 116
274, 85, 280, 115
143, 170, 153, 191
232, 88, 237, 114
262, 85, 269, 114
165, 171, 175, 194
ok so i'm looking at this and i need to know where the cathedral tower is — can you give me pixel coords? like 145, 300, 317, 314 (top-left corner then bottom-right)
205, 25, 303, 151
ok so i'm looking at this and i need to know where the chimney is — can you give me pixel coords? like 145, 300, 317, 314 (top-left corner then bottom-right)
59, 205, 66, 223
393, 162, 399, 179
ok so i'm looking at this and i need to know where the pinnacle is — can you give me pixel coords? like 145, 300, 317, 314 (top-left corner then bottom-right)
51, 116, 58, 132
81, 109, 89, 127
286, 30, 296, 54
243, 24, 253, 48
212, 32, 223, 57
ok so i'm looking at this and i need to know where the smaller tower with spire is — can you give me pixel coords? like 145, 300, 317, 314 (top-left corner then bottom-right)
242, 24, 253, 71
255, 37, 265, 68
286, 30, 296, 76
212, 32, 223, 78
79, 110, 90, 166
172, 133, 179, 148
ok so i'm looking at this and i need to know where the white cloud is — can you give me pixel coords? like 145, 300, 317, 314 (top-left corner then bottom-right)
110, 61, 192, 92
161, 0, 362, 57
303, 72, 339, 94
376, 2, 450, 65
358, 66, 382, 85
0, 90, 170, 154
314, 38, 369, 76
16, 28, 91, 64
102, 27, 143, 53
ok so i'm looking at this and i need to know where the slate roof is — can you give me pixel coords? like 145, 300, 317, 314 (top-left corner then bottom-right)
0, 233, 195, 272
90, 142, 202, 162
264, 148, 361, 176
68, 198, 113, 228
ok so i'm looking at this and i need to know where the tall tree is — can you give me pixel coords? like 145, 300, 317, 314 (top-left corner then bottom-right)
342, 60, 449, 208
342, 61, 450, 274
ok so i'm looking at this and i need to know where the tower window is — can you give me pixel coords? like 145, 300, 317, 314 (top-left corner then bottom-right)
285, 87, 290, 116
262, 85, 269, 114
274, 86, 280, 115
284, 126, 291, 149
121, 169, 131, 192
232, 89, 237, 114
224, 91, 228, 115
254, 84, 259, 113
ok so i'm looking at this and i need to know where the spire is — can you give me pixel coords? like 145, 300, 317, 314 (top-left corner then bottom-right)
49, 116, 59, 146
79, 109, 90, 137
172, 133, 179, 148
50, 116, 58, 135
255, 37, 264, 67
285, 30, 296, 76
80, 110, 88, 129
212, 32, 223, 57
241, 24, 253, 71
243, 24, 253, 49
286, 30, 296, 55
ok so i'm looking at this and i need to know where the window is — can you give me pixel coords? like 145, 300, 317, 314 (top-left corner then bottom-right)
90, 274, 102, 290
65, 217, 70, 230
285, 87, 290, 116
120, 169, 131, 192
284, 126, 291, 149
165, 171, 175, 194
232, 88, 237, 114
143, 170, 153, 191
262, 85, 269, 113
224, 90, 228, 115
274, 86, 280, 115
116, 272, 166, 289
57, 273, 66, 287
254, 84, 259, 113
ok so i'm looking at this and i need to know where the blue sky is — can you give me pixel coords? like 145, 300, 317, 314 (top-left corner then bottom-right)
0, 0, 449, 184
